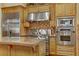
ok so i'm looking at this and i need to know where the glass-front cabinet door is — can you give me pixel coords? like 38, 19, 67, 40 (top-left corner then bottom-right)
2, 12, 20, 38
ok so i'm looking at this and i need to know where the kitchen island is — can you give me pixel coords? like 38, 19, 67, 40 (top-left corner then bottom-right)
0, 37, 46, 56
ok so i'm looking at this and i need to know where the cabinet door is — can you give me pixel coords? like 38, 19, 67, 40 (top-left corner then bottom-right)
2, 6, 24, 37
28, 6, 38, 13
38, 41, 46, 56
50, 37, 56, 55
50, 4, 56, 27
0, 44, 9, 56
11, 45, 35, 56
38, 5, 50, 12
56, 4, 76, 16
56, 45, 75, 56
65, 4, 76, 16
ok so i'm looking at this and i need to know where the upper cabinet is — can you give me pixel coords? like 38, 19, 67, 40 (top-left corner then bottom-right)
1, 6, 25, 37
38, 5, 50, 12
26, 4, 50, 22
27, 4, 50, 13
56, 4, 76, 16
1, 3, 26, 8
27, 6, 38, 13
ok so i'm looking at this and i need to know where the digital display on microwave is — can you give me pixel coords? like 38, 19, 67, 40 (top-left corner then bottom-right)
60, 36, 70, 41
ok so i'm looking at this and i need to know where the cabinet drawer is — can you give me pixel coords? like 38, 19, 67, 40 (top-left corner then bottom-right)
57, 45, 75, 50
56, 4, 76, 16
57, 51, 75, 56
57, 45, 75, 56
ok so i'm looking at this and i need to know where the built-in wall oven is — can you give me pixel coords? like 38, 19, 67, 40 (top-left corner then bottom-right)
57, 27, 75, 45
56, 17, 75, 45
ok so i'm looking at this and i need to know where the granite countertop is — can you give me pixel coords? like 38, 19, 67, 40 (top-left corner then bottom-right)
0, 37, 45, 47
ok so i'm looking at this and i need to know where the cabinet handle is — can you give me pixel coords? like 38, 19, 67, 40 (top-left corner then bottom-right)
72, 31, 75, 33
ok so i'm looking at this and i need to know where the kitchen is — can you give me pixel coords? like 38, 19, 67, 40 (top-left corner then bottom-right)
0, 3, 78, 56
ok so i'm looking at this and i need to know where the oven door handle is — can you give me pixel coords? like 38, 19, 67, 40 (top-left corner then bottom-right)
56, 30, 59, 33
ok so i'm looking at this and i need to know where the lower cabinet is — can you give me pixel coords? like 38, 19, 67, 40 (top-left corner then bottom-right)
10, 42, 46, 56
50, 37, 56, 55
0, 45, 41, 56
0, 44, 9, 56
0, 41, 46, 56
11, 45, 37, 56
56, 45, 75, 56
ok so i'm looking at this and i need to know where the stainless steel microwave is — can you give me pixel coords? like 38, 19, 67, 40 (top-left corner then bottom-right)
27, 12, 49, 21
57, 17, 75, 27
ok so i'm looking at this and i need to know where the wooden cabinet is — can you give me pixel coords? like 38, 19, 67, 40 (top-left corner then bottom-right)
26, 4, 50, 21
56, 4, 76, 16
0, 44, 9, 56
10, 42, 46, 56
27, 4, 50, 13
56, 45, 75, 56
0, 44, 42, 56
0, 44, 36, 56
38, 5, 50, 12
1, 3, 26, 7
50, 4, 56, 27
27, 6, 38, 13
24, 8, 30, 27
50, 37, 56, 55
11, 45, 35, 56
1, 6, 26, 36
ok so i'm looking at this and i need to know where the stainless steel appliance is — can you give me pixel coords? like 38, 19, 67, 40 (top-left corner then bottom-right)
37, 12, 49, 21
57, 17, 74, 26
27, 12, 49, 21
57, 27, 75, 45
56, 17, 75, 45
